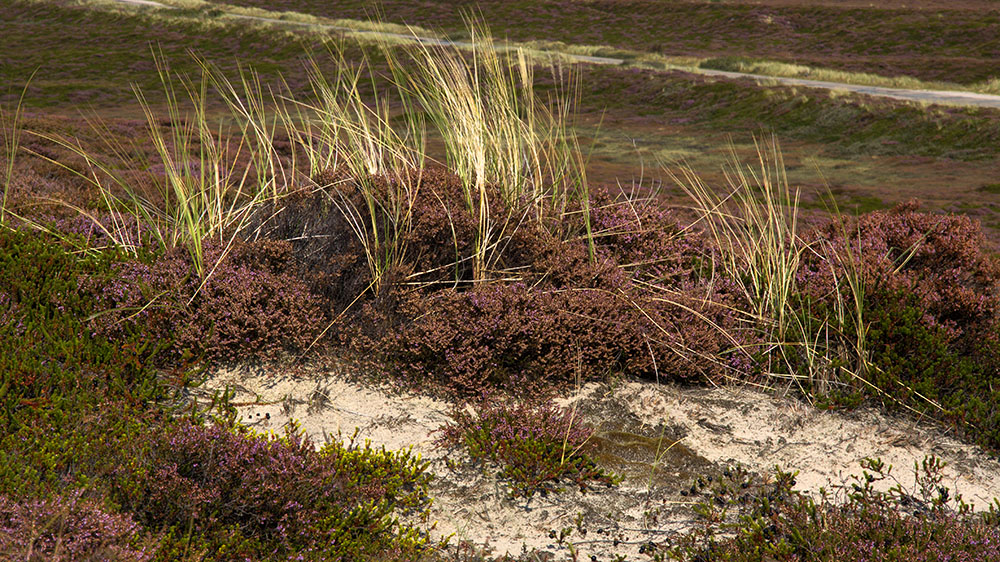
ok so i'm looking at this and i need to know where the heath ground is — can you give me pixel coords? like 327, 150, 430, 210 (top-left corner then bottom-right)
3, 0, 1000, 560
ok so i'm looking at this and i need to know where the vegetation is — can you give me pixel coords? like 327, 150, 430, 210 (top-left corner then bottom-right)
661, 458, 1000, 561
219, 0, 1000, 86
8, 0, 1000, 236
0, 229, 435, 560
3, 1, 1000, 559
436, 397, 618, 498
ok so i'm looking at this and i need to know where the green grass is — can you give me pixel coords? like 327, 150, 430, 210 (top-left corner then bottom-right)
641, 74, 1000, 161
0, 0, 331, 109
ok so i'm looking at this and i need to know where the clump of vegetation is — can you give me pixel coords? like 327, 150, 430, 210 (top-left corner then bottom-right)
0, 491, 154, 562
344, 175, 754, 395
5, 7, 1000, 556
81, 238, 327, 363
660, 458, 1000, 561
113, 420, 433, 560
436, 397, 618, 498
797, 201, 1000, 447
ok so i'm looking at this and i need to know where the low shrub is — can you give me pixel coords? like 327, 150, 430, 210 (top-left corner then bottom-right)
0, 229, 163, 433
368, 277, 752, 395
112, 420, 433, 560
0, 228, 439, 560
587, 187, 714, 288
798, 202, 1000, 447
82, 238, 327, 363
660, 458, 1000, 562
0, 492, 153, 562
343, 178, 757, 394
801, 201, 1000, 349
436, 397, 618, 498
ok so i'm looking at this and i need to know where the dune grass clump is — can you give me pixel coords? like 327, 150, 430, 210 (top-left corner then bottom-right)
30, 55, 295, 279
343, 174, 754, 395
673, 139, 1000, 447
661, 458, 1000, 562
671, 138, 862, 393
671, 140, 1000, 449
436, 397, 617, 498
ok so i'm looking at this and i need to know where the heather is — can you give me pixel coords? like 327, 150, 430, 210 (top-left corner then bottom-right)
0, 492, 153, 561
81, 238, 327, 363
435, 397, 618, 498
3, 7, 1000, 559
0, 229, 434, 560
221, 0, 1000, 86
796, 202, 1000, 447
342, 174, 756, 395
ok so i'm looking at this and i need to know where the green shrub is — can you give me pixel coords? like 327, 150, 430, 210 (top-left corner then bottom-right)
0, 228, 164, 434
661, 458, 1000, 561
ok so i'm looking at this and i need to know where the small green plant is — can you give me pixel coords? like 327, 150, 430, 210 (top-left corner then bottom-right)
661, 458, 1000, 561
436, 397, 619, 498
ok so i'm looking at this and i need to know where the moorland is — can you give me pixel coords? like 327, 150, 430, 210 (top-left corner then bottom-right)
3, 0, 1000, 560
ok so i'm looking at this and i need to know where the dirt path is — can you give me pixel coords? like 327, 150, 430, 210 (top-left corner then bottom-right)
694, 67, 1000, 109
105, 0, 1000, 110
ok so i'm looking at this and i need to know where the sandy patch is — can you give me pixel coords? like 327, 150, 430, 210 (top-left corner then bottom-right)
561, 381, 1000, 510
193, 366, 1000, 560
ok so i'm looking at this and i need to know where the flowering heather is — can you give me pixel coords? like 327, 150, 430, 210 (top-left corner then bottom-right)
370, 275, 753, 396
82, 239, 327, 363
113, 419, 432, 559
800, 200, 1000, 344
793, 202, 1000, 445
0, 492, 152, 562
588, 186, 714, 288
436, 397, 617, 497
345, 174, 756, 394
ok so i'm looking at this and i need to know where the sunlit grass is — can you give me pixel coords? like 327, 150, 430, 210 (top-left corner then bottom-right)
31, 52, 290, 278
291, 45, 425, 293
0, 74, 33, 227
15, 13, 594, 293
399, 18, 592, 280
669, 136, 870, 395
